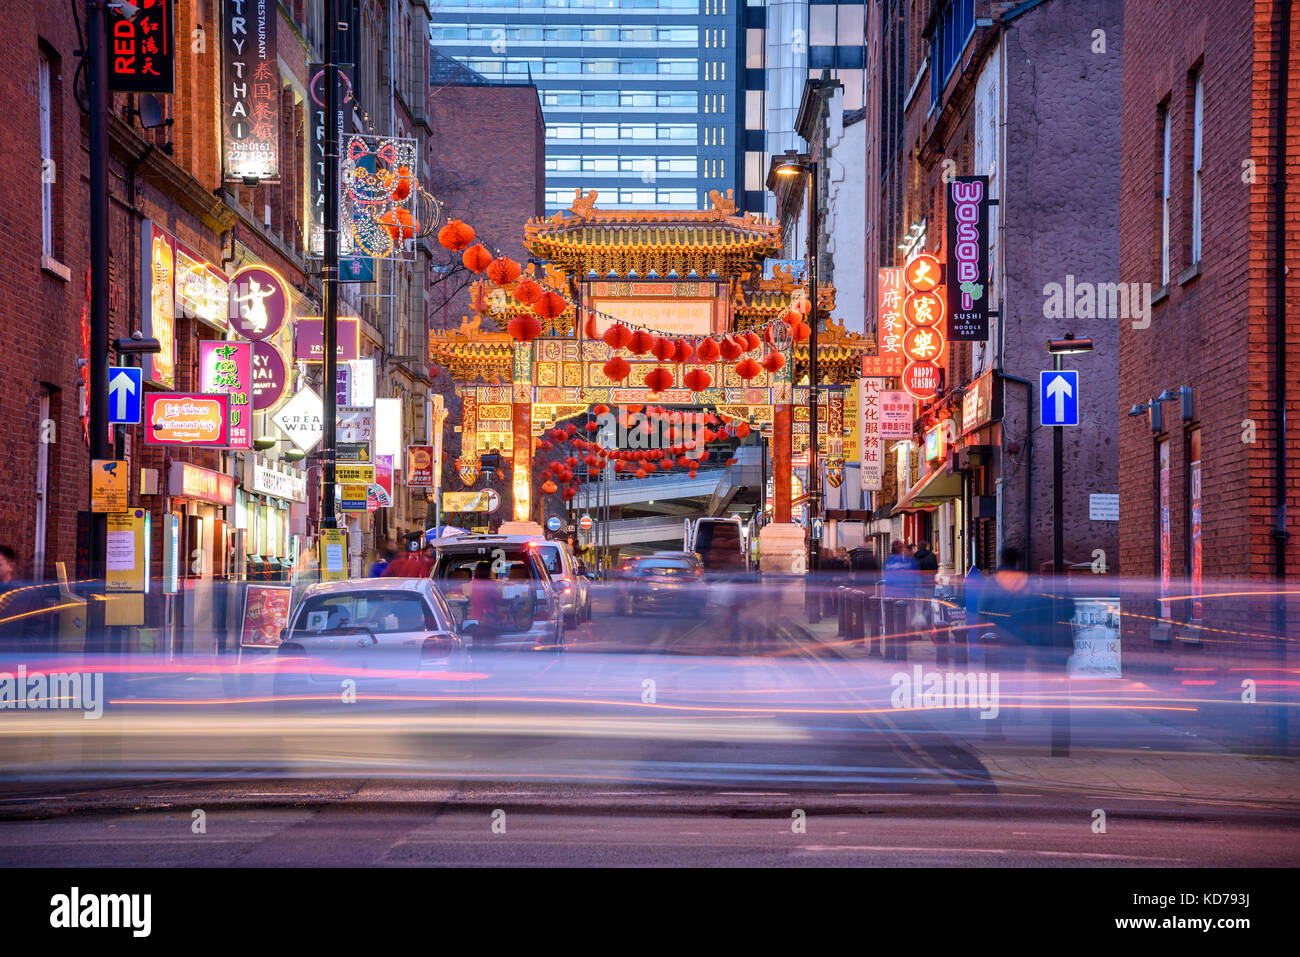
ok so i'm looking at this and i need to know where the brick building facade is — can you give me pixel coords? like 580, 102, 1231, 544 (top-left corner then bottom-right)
1118, 0, 1300, 650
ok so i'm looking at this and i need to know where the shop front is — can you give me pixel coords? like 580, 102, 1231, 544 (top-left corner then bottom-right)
168, 460, 236, 653
241, 457, 308, 583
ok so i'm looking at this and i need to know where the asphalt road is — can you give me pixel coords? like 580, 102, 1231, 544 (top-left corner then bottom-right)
1, 584, 1297, 866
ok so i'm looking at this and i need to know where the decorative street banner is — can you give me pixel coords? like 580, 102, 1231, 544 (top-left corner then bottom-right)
108, 0, 174, 94
945, 176, 990, 340
858, 377, 884, 491
141, 221, 176, 389
144, 393, 229, 447
340, 133, 420, 261
222, 0, 279, 182
308, 62, 355, 258
228, 264, 289, 340
406, 445, 435, 487
198, 341, 253, 450
251, 339, 288, 411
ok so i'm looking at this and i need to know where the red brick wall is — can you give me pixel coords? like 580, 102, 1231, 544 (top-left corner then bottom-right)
1119, 0, 1300, 652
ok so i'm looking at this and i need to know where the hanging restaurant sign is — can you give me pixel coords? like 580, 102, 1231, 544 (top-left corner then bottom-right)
198, 341, 253, 450
108, 0, 175, 94
140, 221, 176, 389
901, 253, 947, 402
871, 267, 907, 378
228, 264, 289, 341
295, 317, 361, 362
945, 176, 990, 341
251, 340, 289, 411
221, 0, 279, 182
145, 394, 230, 447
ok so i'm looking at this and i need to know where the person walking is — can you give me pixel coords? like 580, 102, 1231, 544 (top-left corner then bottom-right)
0, 546, 46, 653
848, 544, 882, 653
913, 539, 940, 646
882, 540, 919, 659
368, 542, 397, 578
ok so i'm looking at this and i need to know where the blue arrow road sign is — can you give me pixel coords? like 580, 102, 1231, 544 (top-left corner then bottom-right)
108, 367, 142, 425
547, 516, 563, 532
1040, 370, 1079, 427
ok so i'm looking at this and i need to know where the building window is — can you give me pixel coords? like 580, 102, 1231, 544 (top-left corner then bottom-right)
1190, 72, 1203, 265
39, 51, 54, 260
1160, 101, 1172, 286
930, 0, 975, 106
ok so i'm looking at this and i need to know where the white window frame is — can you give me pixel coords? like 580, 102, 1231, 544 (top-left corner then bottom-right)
1160, 104, 1172, 287
1191, 73, 1204, 264
39, 53, 53, 260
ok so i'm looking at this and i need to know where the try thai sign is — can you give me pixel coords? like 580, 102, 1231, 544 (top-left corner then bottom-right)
945, 176, 990, 341
221, 0, 279, 181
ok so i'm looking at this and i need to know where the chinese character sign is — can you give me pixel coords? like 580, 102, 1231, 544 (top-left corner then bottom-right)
222, 0, 280, 181
859, 378, 884, 491
199, 341, 253, 450
109, 0, 174, 94
141, 222, 176, 389
901, 253, 947, 401
946, 176, 990, 340
875, 267, 906, 377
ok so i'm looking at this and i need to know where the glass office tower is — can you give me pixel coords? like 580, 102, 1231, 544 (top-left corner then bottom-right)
430, 0, 746, 213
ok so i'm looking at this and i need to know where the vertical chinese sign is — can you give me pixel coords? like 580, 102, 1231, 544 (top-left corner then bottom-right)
945, 176, 990, 341
222, 0, 279, 181
199, 341, 253, 450
858, 378, 883, 492
872, 267, 907, 377
141, 221, 176, 389
900, 253, 947, 401
108, 0, 175, 94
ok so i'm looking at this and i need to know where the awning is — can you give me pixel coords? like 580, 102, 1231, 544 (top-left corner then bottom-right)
893, 465, 963, 513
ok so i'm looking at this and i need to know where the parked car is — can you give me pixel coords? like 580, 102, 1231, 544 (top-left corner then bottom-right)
616, 554, 701, 616
426, 535, 566, 652
530, 539, 592, 625
273, 577, 468, 710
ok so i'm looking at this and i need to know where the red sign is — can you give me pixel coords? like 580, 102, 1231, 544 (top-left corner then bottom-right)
875, 267, 907, 375
240, 584, 293, 649
903, 254, 942, 293
145, 394, 229, 447
903, 291, 944, 327
168, 461, 235, 505
406, 445, 435, 487
108, 0, 174, 94
903, 326, 945, 363
902, 361, 942, 401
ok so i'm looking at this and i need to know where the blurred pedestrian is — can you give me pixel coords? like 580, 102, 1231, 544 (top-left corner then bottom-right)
368, 542, 397, 578
383, 536, 432, 578
913, 539, 939, 641
882, 540, 919, 659
848, 544, 882, 653
0, 546, 46, 652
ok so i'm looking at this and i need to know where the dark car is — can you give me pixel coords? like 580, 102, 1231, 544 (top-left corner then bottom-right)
427, 536, 565, 652
616, 555, 701, 616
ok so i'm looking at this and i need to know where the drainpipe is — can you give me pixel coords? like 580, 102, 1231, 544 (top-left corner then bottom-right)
1271, 0, 1291, 749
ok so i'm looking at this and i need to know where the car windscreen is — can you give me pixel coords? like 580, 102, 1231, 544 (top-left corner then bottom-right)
434, 549, 540, 584
638, 560, 692, 576
294, 592, 436, 635
535, 545, 564, 576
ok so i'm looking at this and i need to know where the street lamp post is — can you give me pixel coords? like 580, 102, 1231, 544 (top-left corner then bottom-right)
774, 153, 822, 573
1046, 334, 1093, 576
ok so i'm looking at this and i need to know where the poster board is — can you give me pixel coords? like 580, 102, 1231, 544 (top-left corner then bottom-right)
240, 584, 293, 649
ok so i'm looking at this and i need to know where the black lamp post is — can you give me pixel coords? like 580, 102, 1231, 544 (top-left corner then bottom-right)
774, 152, 821, 572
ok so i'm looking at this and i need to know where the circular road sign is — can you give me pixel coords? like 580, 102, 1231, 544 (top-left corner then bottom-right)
579, 514, 593, 532
547, 516, 563, 532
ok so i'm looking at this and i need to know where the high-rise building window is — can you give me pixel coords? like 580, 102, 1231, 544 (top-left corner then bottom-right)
1190, 72, 1203, 265
1160, 101, 1172, 286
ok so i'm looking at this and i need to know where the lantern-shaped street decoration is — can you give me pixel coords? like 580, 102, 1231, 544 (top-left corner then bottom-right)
485, 256, 522, 287
696, 337, 721, 363
603, 323, 633, 350
628, 330, 656, 356
734, 358, 761, 381
507, 314, 542, 342
645, 367, 673, 394
683, 368, 711, 393
513, 277, 542, 305
603, 356, 632, 382
462, 243, 493, 273
532, 291, 567, 321
439, 219, 475, 252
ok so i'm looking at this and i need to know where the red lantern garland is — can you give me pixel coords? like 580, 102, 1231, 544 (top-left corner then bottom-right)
761, 350, 785, 373
683, 368, 712, 392
603, 324, 633, 350
651, 337, 677, 363
735, 358, 762, 380
532, 291, 568, 320
513, 277, 542, 305
507, 314, 542, 342
644, 367, 673, 393
628, 330, 655, 355
485, 256, 522, 287
719, 337, 743, 361
696, 337, 721, 363
603, 356, 632, 382
437, 219, 475, 251
462, 243, 493, 273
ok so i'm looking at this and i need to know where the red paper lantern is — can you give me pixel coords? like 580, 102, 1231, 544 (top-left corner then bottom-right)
644, 367, 673, 393
683, 368, 712, 392
485, 256, 522, 287
651, 337, 677, 363
391, 165, 414, 203
675, 339, 695, 364
719, 337, 743, 361
603, 323, 633, 350
614, 461, 625, 473
761, 350, 785, 373
542, 480, 558, 494
462, 243, 493, 273
734, 421, 751, 438
584, 315, 600, 339
539, 440, 552, 451
696, 338, 721, 363
533, 291, 568, 320
593, 404, 610, 415
565, 455, 579, 467
438, 219, 475, 251
513, 277, 542, 305
689, 470, 698, 479
564, 423, 578, 435
735, 358, 761, 380
562, 488, 576, 501
585, 421, 599, 432
549, 428, 565, 442
644, 463, 657, 474
792, 322, 811, 342
506, 314, 542, 342
635, 469, 647, 479
744, 331, 761, 352
628, 330, 656, 355
677, 455, 692, 468
549, 461, 564, 475
603, 356, 632, 382
560, 468, 573, 482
